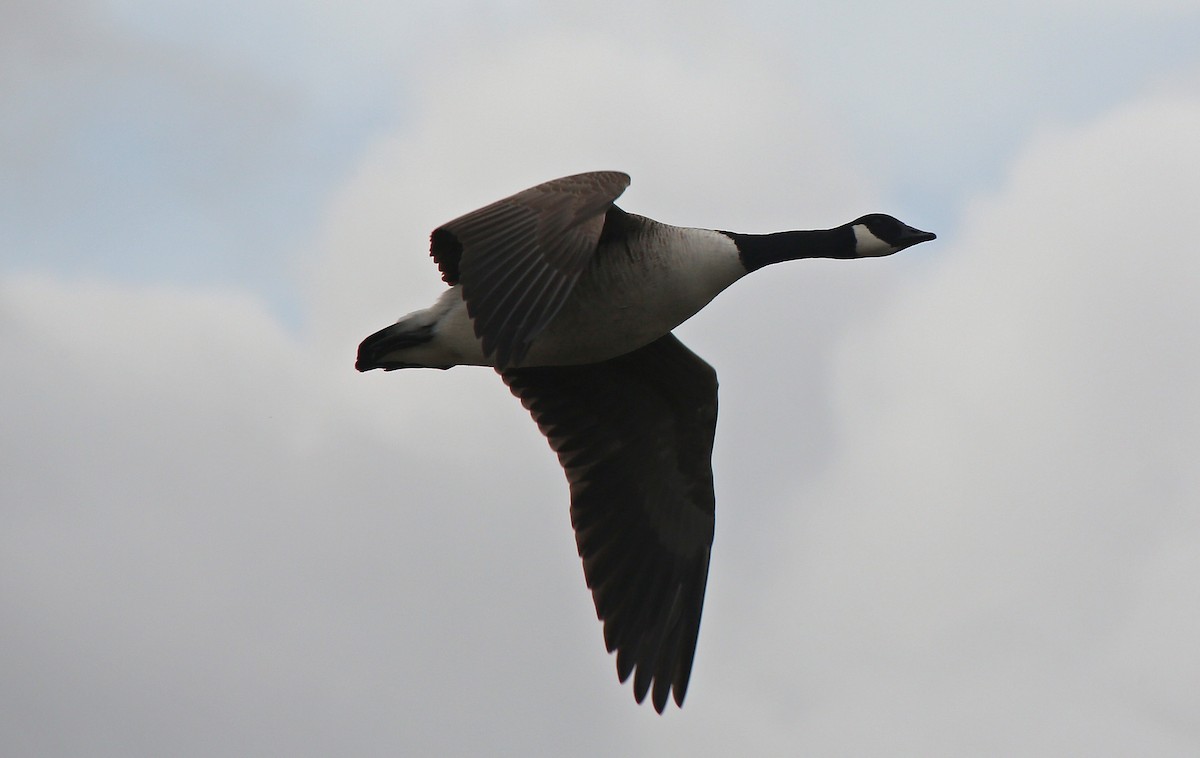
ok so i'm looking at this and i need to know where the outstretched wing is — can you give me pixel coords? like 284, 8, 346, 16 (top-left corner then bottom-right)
500, 334, 718, 712
430, 171, 631, 368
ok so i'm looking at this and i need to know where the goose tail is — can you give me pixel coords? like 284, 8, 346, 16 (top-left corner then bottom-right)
355, 319, 438, 371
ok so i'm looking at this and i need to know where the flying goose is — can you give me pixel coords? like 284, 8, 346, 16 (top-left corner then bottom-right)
356, 171, 935, 712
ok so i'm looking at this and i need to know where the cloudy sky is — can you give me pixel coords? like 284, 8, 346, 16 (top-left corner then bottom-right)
4, 0, 1200, 754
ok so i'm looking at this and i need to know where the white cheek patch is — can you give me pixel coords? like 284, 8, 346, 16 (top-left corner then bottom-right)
852, 224, 895, 258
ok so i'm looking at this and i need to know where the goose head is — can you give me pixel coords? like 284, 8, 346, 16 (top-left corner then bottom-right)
849, 214, 937, 258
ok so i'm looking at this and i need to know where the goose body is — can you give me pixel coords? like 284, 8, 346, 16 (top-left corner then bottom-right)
356, 171, 935, 711
364, 207, 746, 368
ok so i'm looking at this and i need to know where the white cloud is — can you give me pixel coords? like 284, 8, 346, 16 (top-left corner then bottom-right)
721, 89, 1200, 754
0, 273, 630, 754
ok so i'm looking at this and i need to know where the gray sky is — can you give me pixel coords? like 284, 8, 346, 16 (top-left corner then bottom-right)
3, 0, 1200, 755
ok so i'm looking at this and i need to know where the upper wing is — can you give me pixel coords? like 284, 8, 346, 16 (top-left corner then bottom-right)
430, 171, 631, 368
500, 334, 718, 712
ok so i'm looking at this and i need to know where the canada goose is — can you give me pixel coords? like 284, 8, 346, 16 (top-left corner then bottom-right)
356, 171, 935, 712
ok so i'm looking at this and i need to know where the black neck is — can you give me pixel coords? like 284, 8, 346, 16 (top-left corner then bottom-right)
722, 227, 855, 272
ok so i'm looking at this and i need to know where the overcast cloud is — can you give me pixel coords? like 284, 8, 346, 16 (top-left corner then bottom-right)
3, 1, 1200, 755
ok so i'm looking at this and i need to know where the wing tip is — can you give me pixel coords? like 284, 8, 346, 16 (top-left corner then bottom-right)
618, 660, 691, 714
429, 227, 462, 284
